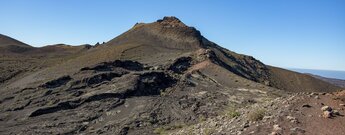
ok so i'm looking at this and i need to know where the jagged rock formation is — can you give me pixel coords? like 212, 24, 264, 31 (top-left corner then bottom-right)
0, 17, 341, 135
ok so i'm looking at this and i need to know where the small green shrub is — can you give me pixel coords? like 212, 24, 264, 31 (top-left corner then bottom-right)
46, 100, 56, 106
153, 127, 166, 135
198, 115, 207, 122
226, 108, 241, 118
153, 124, 186, 135
204, 127, 216, 135
248, 109, 266, 121
224, 105, 241, 118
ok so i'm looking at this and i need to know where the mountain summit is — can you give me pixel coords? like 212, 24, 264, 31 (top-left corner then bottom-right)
108, 16, 202, 51
0, 17, 342, 134
157, 16, 187, 27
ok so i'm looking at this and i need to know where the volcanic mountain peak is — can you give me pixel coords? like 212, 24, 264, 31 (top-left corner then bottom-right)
154, 16, 201, 38
156, 16, 187, 27
108, 16, 203, 50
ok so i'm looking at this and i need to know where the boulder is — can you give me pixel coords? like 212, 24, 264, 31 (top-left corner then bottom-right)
321, 106, 332, 111
287, 116, 298, 123
273, 124, 282, 131
323, 111, 332, 118
332, 110, 340, 115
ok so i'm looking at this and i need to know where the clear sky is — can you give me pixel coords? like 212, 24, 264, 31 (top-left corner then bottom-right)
1, 0, 344, 71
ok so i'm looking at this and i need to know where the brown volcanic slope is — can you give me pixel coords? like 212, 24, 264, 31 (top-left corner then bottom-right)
0, 34, 91, 84
0, 17, 341, 135
0, 34, 33, 54
0, 34, 29, 46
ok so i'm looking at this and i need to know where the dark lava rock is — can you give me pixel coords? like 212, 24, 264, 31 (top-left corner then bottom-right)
168, 57, 192, 74
41, 75, 72, 89
81, 60, 143, 72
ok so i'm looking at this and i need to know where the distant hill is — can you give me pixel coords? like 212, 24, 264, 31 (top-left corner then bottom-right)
0, 34, 92, 83
290, 68, 345, 80
0, 34, 29, 46
307, 73, 345, 88
0, 34, 34, 53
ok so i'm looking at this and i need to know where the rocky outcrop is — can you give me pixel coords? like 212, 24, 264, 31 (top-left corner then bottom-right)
81, 60, 144, 72
41, 76, 72, 88
168, 57, 192, 74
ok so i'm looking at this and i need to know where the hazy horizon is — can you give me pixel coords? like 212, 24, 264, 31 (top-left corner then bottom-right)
1, 0, 344, 71
289, 68, 345, 80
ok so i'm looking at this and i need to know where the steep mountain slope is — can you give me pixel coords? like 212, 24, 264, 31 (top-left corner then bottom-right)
0, 17, 341, 135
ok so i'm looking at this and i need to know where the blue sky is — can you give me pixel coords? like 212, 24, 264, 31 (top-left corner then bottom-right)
1, 0, 344, 71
